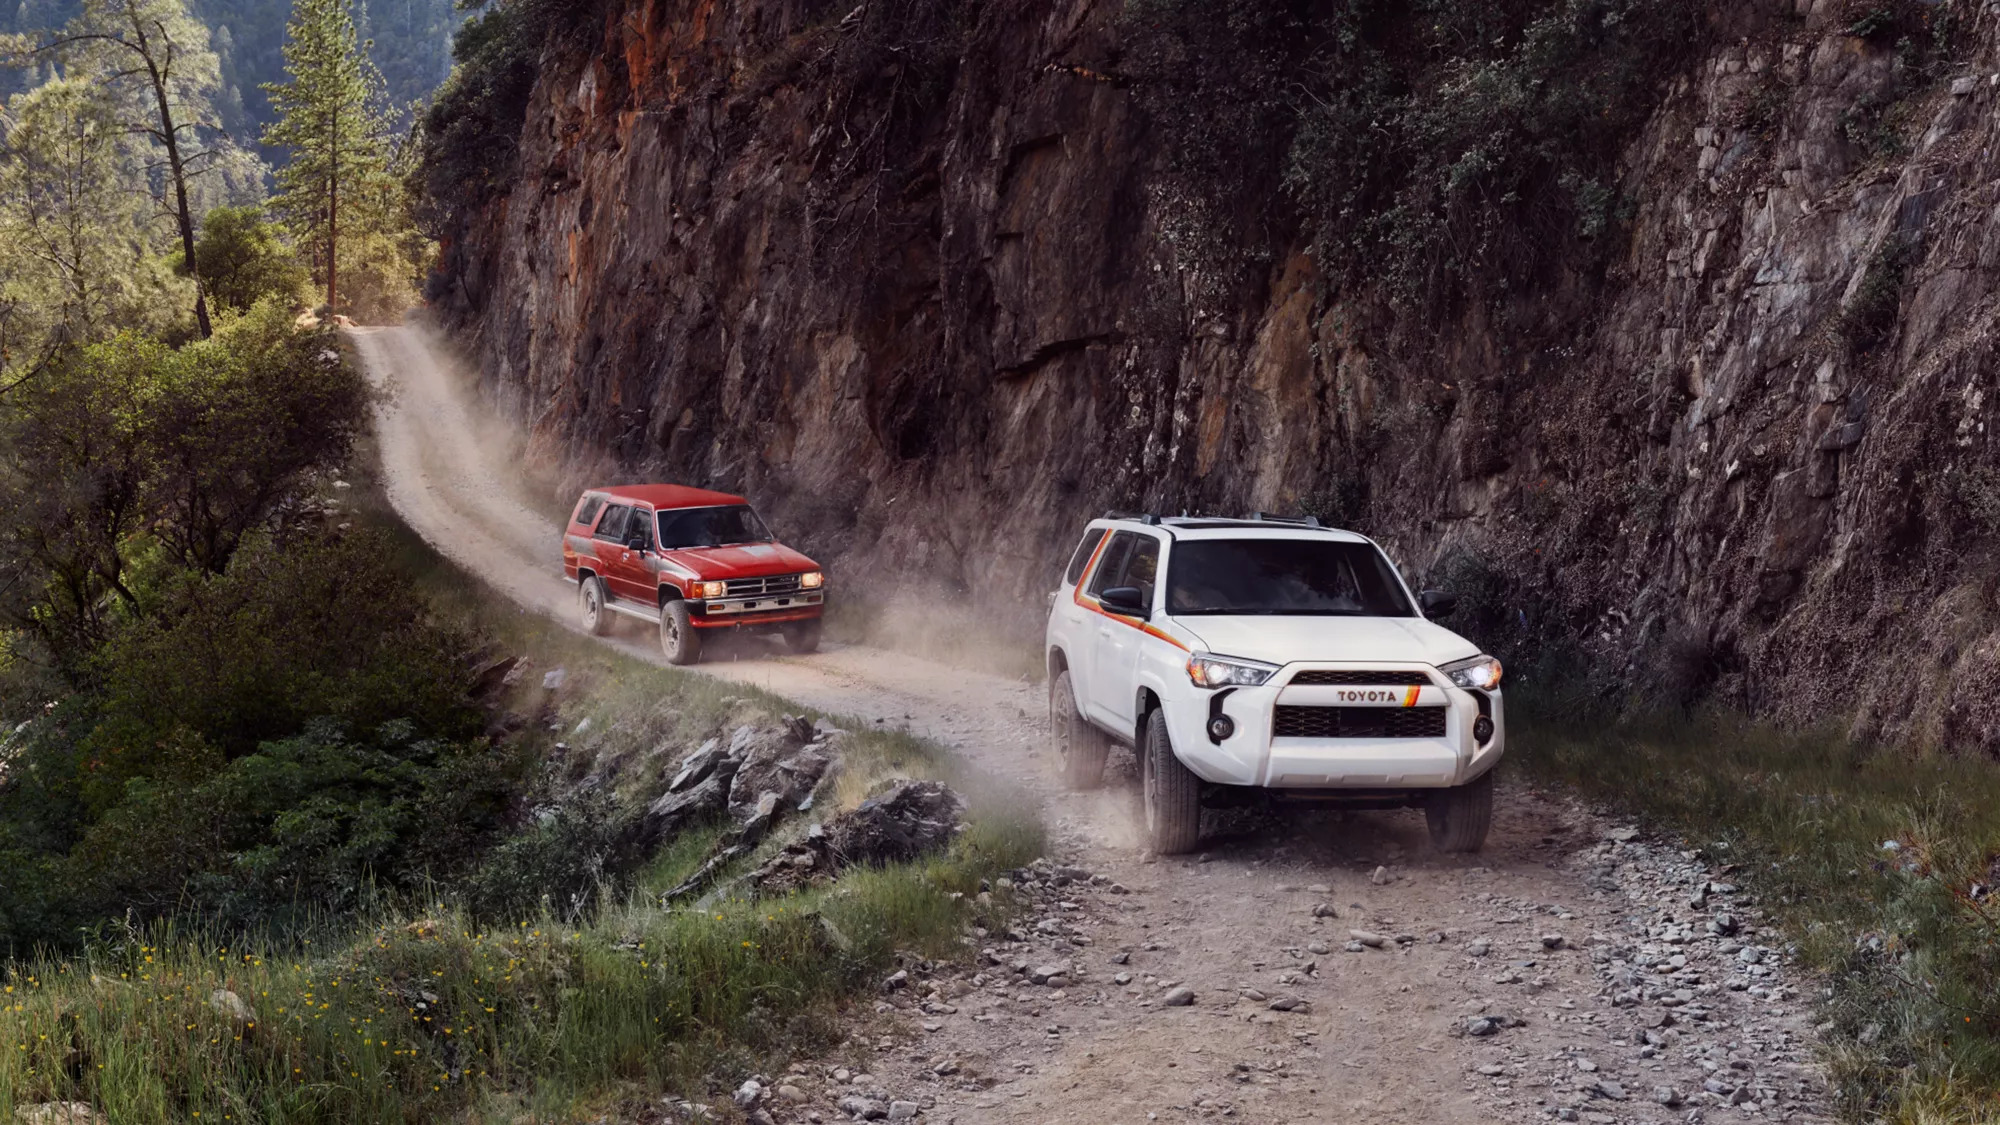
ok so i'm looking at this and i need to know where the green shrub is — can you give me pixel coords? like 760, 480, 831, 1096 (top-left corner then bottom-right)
59, 720, 532, 934
87, 530, 481, 773
186, 205, 309, 314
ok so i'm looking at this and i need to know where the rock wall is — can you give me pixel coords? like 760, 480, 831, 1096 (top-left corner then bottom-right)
432, 0, 2000, 751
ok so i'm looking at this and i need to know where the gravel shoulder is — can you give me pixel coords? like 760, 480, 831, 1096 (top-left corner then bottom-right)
355, 323, 1832, 1125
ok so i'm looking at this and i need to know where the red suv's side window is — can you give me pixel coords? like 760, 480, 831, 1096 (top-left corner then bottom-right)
593, 505, 632, 542
575, 495, 605, 528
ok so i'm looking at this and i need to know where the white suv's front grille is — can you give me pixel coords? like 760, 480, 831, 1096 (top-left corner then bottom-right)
1272, 706, 1448, 739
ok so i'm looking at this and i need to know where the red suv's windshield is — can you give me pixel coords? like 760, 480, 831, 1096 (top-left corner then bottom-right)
655, 505, 773, 549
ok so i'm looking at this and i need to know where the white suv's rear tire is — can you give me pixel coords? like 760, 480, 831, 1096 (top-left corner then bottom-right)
580, 576, 613, 636
1142, 707, 1202, 854
1049, 669, 1108, 790
1425, 770, 1494, 853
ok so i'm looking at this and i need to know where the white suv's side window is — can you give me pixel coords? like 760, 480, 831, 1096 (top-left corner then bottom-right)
1063, 528, 1106, 588
1089, 532, 1160, 607
1087, 533, 1136, 598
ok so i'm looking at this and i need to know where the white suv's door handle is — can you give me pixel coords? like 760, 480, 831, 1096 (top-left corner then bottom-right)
1097, 626, 1112, 638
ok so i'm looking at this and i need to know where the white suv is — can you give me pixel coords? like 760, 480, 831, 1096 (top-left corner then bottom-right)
1044, 514, 1504, 855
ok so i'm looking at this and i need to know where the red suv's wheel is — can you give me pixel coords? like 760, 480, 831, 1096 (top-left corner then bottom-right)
579, 576, 613, 636
660, 600, 702, 665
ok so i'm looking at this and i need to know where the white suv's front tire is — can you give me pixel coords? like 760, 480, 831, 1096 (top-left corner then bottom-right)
1142, 707, 1202, 854
1425, 770, 1494, 853
1049, 669, 1108, 789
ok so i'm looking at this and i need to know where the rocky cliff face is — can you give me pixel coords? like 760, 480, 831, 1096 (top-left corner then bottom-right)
430, 0, 2000, 751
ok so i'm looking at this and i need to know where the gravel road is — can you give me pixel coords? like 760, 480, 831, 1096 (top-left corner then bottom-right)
354, 323, 1832, 1125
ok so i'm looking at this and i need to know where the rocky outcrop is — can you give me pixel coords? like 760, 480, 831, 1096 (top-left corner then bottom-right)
433, 0, 2000, 750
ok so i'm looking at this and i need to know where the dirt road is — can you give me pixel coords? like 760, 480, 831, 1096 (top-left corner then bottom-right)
355, 323, 1830, 1125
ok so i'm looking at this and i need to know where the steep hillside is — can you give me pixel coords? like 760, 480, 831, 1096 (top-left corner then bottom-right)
423, 0, 2000, 752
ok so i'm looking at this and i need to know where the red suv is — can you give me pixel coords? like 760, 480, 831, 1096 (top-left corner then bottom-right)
561, 484, 825, 664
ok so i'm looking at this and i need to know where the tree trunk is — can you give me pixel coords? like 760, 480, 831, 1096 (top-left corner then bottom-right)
134, 10, 211, 338
328, 103, 338, 316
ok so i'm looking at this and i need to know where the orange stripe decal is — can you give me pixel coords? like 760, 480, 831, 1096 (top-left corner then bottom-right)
1071, 534, 1189, 652
1403, 686, 1421, 708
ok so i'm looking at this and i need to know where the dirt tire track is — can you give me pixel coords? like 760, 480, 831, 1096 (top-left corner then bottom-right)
357, 323, 1829, 1125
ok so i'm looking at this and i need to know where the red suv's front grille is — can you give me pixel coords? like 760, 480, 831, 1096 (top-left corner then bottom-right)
723, 574, 804, 598
1287, 670, 1432, 686
1272, 706, 1447, 738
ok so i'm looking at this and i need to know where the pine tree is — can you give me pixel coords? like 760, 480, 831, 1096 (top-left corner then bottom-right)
261, 0, 388, 316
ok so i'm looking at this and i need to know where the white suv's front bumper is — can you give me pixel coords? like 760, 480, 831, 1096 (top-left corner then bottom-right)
1163, 663, 1504, 789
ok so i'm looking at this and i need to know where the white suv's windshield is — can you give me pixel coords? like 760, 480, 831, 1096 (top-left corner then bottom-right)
1166, 539, 1414, 617
656, 505, 773, 549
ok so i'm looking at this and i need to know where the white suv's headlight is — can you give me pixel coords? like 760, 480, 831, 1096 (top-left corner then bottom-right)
1439, 654, 1503, 691
1186, 653, 1279, 688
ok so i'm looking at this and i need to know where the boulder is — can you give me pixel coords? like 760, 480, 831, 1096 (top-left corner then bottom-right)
751, 781, 966, 891
727, 743, 831, 822
826, 780, 966, 866
667, 738, 726, 792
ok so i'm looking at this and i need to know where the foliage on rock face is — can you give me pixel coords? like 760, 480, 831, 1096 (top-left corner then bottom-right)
410, 0, 603, 241
1123, 0, 1704, 309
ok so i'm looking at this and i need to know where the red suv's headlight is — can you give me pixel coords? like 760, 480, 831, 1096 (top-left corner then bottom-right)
694, 580, 727, 599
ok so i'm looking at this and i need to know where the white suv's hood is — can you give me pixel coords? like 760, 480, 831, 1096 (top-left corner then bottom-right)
1177, 615, 1480, 668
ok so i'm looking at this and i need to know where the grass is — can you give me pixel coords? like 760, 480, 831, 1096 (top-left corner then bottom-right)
0, 809, 1040, 1122
1513, 700, 2000, 1125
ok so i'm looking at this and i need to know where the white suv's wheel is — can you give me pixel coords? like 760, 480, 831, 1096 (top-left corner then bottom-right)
579, 576, 613, 636
1425, 770, 1494, 853
1141, 707, 1202, 854
1049, 669, 1108, 790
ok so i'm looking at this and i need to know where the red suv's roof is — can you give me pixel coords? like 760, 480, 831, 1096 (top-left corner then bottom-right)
590, 483, 746, 510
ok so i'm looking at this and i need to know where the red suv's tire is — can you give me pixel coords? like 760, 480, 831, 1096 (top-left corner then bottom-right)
579, 576, 613, 636
1142, 707, 1202, 854
660, 600, 702, 665
1049, 670, 1108, 790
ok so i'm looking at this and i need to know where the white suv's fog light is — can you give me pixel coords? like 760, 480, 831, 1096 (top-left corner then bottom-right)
1474, 716, 1495, 743
1207, 715, 1235, 741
